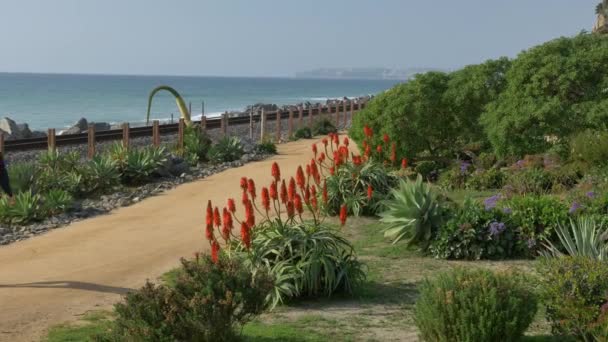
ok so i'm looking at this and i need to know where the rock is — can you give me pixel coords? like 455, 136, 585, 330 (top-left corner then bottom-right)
244, 103, 278, 113
169, 161, 190, 177
91, 122, 111, 132
0, 117, 32, 140
30, 130, 47, 138
60, 117, 88, 135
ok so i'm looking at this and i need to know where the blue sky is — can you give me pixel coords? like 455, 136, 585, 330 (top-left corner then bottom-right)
0, 0, 599, 77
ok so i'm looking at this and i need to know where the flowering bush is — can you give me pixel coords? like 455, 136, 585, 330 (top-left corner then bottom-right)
203, 155, 365, 306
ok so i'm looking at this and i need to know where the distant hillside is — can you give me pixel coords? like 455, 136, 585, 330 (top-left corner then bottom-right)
295, 67, 442, 80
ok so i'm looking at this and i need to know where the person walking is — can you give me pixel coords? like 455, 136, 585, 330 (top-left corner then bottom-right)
0, 152, 14, 202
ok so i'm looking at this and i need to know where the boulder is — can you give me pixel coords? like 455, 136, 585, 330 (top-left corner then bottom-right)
91, 122, 111, 132
0, 117, 32, 140
30, 130, 47, 138
60, 117, 88, 135
244, 103, 278, 113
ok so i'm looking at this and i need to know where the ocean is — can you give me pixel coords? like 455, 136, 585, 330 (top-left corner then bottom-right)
0, 73, 399, 130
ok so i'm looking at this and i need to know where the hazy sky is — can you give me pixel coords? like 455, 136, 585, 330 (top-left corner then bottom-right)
0, 0, 599, 77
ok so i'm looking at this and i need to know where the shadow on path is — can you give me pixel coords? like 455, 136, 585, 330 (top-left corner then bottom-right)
0, 281, 132, 295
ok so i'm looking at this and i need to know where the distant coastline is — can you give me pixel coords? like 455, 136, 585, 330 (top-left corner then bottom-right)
294, 67, 443, 80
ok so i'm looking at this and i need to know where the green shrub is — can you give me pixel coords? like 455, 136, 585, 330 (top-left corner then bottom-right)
414, 161, 441, 181
293, 127, 312, 139
325, 160, 396, 216
84, 156, 120, 195
183, 124, 212, 165
109, 144, 166, 185
541, 216, 608, 260
438, 164, 469, 190
466, 167, 506, 190
208, 137, 244, 163
237, 220, 365, 308
255, 136, 278, 155
380, 175, 443, 250
570, 129, 608, 167
7, 162, 36, 194
430, 199, 517, 260
100, 255, 273, 342
312, 117, 337, 136
3, 191, 44, 225
537, 256, 608, 340
414, 268, 537, 342
504, 167, 554, 195
481, 33, 608, 157
43, 189, 73, 215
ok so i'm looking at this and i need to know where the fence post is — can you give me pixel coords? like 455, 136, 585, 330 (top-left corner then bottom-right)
276, 110, 282, 142
152, 121, 160, 147
249, 109, 254, 140
47, 128, 56, 152
0, 133, 4, 155
298, 106, 303, 127
308, 105, 314, 127
178, 118, 185, 155
260, 109, 266, 142
335, 102, 340, 126
122, 123, 130, 149
288, 108, 294, 137
87, 124, 96, 159
201, 115, 207, 132
343, 101, 348, 127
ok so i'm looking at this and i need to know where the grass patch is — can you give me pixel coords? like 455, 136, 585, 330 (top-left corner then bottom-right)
46, 311, 112, 342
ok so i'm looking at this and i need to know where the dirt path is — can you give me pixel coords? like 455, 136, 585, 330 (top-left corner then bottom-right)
0, 137, 323, 342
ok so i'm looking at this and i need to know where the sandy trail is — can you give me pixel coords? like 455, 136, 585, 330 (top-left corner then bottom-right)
0, 137, 324, 342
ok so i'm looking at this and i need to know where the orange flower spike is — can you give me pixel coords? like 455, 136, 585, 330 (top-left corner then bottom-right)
205, 223, 214, 241
312, 144, 318, 157
271, 162, 281, 182
245, 200, 255, 227
322, 138, 328, 147
286, 200, 295, 218
333, 134, 340, 146
329, 166, 335, 175
261, 187, 271, 212
213, 207, 221, 228
240, 222, 251, 249
340, 204, 348, 226
240, 177, 248, 191
364, 145, 371, 157
269, 181, 278, 200
304, 185, 311, 205
383, 134, 390, 144
367, 185, 373, 200
221, 208, 231, 241
211, 240, 220, 263
318, 152, 326, 163
294, 194, 304, 215
247, 179, 256, 200
280, 180, 288, 204
206, 200, 213, 227
306, 164, 312, 178
288, 177, 297, 201
343, 137, 349, 146
402, 158, 408, 169
296, 166, 306, 189
227, 198, 236, 213
376, 145, 382, 154
241, 190, 249, 205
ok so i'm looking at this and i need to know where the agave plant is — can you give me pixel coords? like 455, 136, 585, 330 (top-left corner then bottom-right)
380, 174, 443, 250
208, 137, 244, 163
85, 156, 121, 194
43, 189, 74, 215
7, 162, 36, 194
7, 191, 44, 225
542, 216, 608, 260
146, 85, 191, 125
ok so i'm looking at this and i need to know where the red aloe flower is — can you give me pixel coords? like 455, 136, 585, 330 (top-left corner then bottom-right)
213, 207, 221, 227
240, 177, 248, 191
362, 140, 368, 150
271, 162, 281, 181
261, 187, 271, 211
269, 181, 278, 200
329, 166, 335, 175
211, 240, 220, 263
245, 200, 255, 227
206, 200, 213, 226
323, 180, 328, 204
286, 201, 295, 218
353, 156, 362, 166
294, 194, 304, 215
367, 185, 373, 200
205, 223, 214, 241
365, 145, 371, 157
363, 125, 373, 138
247, 179, 257, 200
343, 137, 349, 146
383, 133, 390, 144
280, 180, 288, 204
376, 145, 382, 154
333, 134, 340, 146
318, 152, 326, 163
227, 198, 236, 213
241, 222, 251, 249
339, 204, 348, 226
312, 144, 318, 156
242, 190, 249, 205
402, 158, 408, 169
221, 208, 232, 241
311, 186, 318, 210
288, 177, 296, 201
296, 166, 306, 189
304, 185, 311, 205
322, 138, 328, 146
306, 164, 312, 178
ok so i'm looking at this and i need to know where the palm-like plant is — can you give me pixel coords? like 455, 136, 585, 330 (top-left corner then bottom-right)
146, 85, 191, 125
542, 216, 608, 260
380, 174, 442, 250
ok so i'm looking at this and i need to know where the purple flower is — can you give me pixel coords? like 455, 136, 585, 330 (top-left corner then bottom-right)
460, 161, 471, 174
502, 207, 512, 214
516, 160, 525, 168
569, 201, 582, 214
484, 194, 501, 211
488, 221, 506, 237
527, 238, 536, 249
586, 191, 596, 199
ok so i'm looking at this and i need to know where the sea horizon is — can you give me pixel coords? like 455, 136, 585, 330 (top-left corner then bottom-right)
0, 72, 397, 130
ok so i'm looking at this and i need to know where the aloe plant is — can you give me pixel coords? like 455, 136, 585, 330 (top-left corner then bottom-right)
380, 174, 442, 250
146, 85, 191, 125
542, 216, 608, 260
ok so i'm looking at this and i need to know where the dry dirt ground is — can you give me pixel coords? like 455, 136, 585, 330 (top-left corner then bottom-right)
0, 136, 329, 342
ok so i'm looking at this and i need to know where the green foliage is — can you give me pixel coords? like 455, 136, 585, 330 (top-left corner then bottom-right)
83, 156, 121, 195
537, 256, 608, 340
7, 162, 35, 194
430, 199, 517, 260
414, 268, 537, 342
208, 136, 244, 163
237, 220, 365, 308
570, 129, 608, 167
255, 136, 278, 155
325, 160, 396, 216
293, 127, 312, 139
414, 161, 441, 181
43, 189, 73, 215
108, 143, 166, 185
379, 175, 443, 250
504, 167, 554, 195
99, 255, 272, 341
467, 167, 506, 190
1, 191, 43, 225
481, 33, 608, 157
312, 117, 337, 136
183, 124, 212, 165
542, 216, 608, 260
